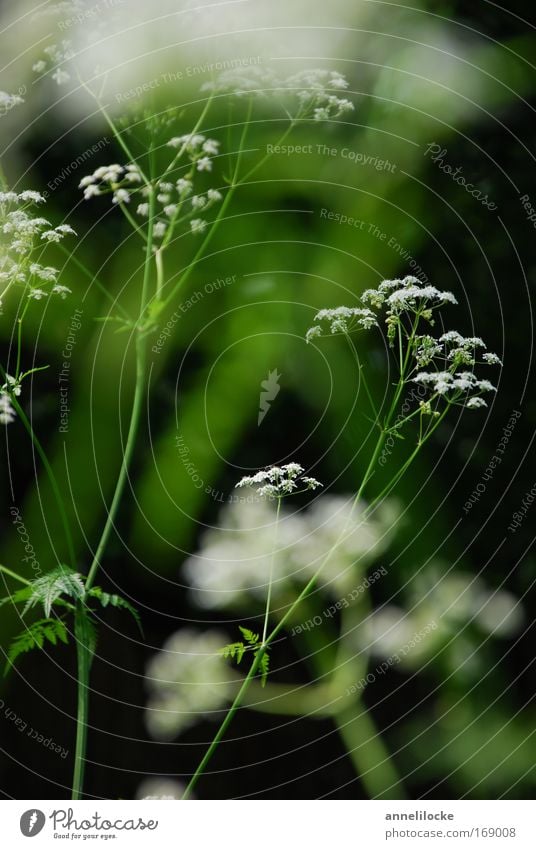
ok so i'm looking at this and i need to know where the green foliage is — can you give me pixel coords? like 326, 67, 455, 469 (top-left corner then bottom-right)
222, 626, 270, 687
5, 618, 68, 675
238, 626, 260, 645
21, 566, 85, 617
221, 642, 246, 664
88, 587, 142, 633
0, 586, 33, 610
258, 651, 270, 688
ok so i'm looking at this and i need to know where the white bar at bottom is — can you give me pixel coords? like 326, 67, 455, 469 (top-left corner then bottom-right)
2, 799, 533, 848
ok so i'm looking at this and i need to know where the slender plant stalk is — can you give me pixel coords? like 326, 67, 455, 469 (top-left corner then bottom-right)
72, 94, 258, 797
336, 703, 404, 798
71, 606, 92, 800
262, 497, 281, 644
0, 564, 31, 586
181, 648, 266, 800
180, 317, 442, 799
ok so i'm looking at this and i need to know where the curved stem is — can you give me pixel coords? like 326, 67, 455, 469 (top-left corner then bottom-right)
84, 188, 155, 592
72, 160, 157, 802
0, 564, 31, 586
262, 497, 281, 644
336, 703, 404, 798
180, 339, 430, 796
181, 648, 265, 800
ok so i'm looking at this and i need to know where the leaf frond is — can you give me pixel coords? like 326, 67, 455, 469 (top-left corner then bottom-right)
5, 618, 68, 676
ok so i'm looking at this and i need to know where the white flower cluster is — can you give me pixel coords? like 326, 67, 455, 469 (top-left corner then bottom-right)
145, 629, 235, 740
80, 133, 223, 239
79, 163, 143, 201
0, 191, 74, 305
0, 91, 25, 113
367, 569, 523, 676
306, 306, 377, 342
307, 276, 501, 411
236, 463, 322, 498
183, 494, 398, 609
33, 40, 75, 85
202, 67, 354, 121
0, 392, 16, 425
411, 331, 500, 408
361, 276, 458, 314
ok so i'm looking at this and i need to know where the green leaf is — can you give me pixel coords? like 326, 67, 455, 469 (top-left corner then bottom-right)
22, 567, 85, 618
256, 650, 270, 688
0, 586, 33, 609
5, 618, 68, 676
239, 626, 260, 646
221, 642, 246, 663
88, 587, 143, 633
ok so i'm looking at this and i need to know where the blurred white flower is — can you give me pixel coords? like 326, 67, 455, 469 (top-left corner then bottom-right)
184, 492, 398, 609
136, 777, 189, 800
145, 629, 235, 740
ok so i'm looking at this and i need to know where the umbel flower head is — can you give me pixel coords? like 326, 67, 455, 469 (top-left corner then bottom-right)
236, 463, 322, 498
79, 130, 223, 241
306, 275, 501, 412
184, 493, 399, 608
202, 67, 354, 122
0, 190, 74, 307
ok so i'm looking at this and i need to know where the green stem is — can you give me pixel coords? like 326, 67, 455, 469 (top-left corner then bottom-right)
180, 350, 423, 797
262, 497, 281, 645
336, 703, 404, 798
0, 564, 31, 586
182, 648, 266, 800
84, 186, 156, 592
72, 151, 157, 802
71, 605, 93, 800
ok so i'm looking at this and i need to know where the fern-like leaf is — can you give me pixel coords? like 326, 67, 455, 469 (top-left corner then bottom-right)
23, 567, 85, 617
239, 626, 260, 646
256, 649, 270, 687
0, 586, 33, 609
88, 587, 142, 633
221, 642, 246, 663
5, 618, 68, 676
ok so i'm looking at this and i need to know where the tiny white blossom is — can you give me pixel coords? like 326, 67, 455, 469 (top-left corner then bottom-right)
176, 178, 192, 197
52, 284, 71, 298
52, 68, 70, 85
112, 189, 130, 204
28, 288, 48, 300
483, 352, 502, 365
0, 393, 16, 425
196, 157, 212, 172
190, 218, 207, 234
236, 463, 322, 498
18, 191, 45, 204
153, 221, 167, 238
202, 139, 220, 155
